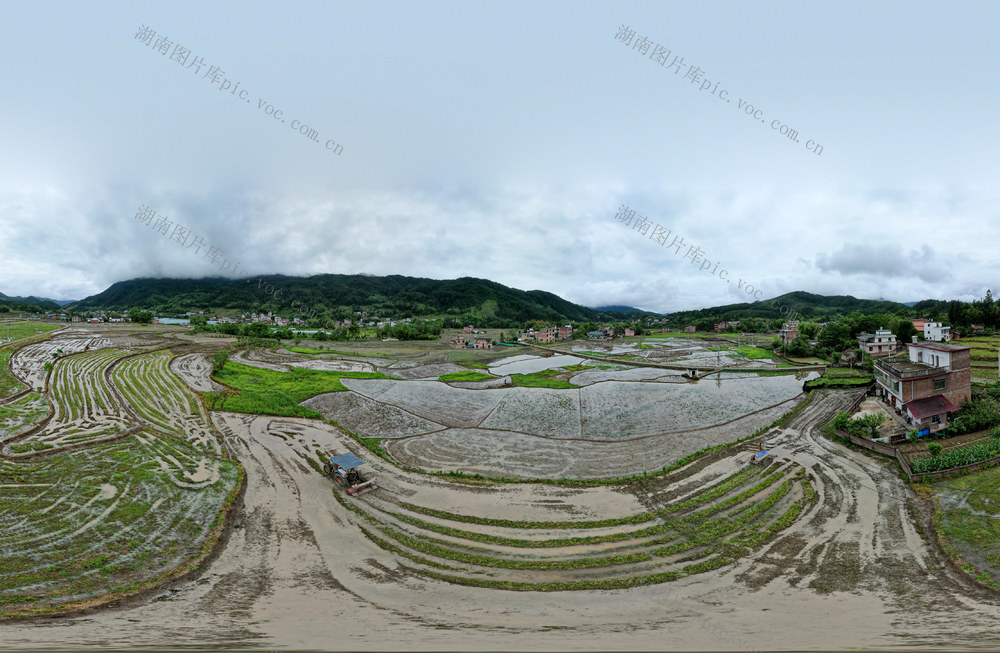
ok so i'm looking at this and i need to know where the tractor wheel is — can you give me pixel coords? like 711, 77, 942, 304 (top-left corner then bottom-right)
323, 464, 331, 475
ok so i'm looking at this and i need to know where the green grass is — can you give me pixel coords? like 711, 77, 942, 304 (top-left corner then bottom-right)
0, 353, 24, 398
0, 321, 61, 346
204, 360, 394, 417
804, 372, 873, 390
734, 346, 774, 360
509, 369, 576, 389
438, 370, 495, 382
935, 468, 1000, 586
285, 345, 393, 358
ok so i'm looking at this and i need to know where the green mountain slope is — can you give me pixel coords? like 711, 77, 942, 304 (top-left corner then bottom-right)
68, 274, 600, 324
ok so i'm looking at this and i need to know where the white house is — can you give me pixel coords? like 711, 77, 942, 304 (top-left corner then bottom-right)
924, 322, 951, 342
858, 327, 898, 358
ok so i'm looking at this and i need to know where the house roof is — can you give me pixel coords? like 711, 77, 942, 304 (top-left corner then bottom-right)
905, 395, 958, 420
906, 341, 970, 353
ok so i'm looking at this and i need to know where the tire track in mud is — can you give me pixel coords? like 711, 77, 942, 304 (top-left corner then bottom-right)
742, 388, 1000, 644
8, 389, 1000, 650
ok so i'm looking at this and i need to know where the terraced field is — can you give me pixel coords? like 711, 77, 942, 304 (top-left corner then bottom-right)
0, 331, 241, 618
960, 336, 1000, 383
349, 459, 815, 590
9, 336, 113, 390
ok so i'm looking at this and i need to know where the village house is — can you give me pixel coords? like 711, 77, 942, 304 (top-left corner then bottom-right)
534, 327, 557, 343
557, 325, 573, 340
874, 340, 972, 434
924, 322, 951, 342
714, 322, 727, 332
779, 321, 799, 345
684, 325, 696, 334
911, 318, 929, 335
450, 336, 468, 347
858, 327, 899, 358
462, 325, 475, 334
624, 328, 636, 337
473, 337, 494, 349
587, 330, 606, 340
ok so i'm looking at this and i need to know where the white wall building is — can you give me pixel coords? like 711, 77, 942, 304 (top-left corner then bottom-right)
924, 322, 951, 342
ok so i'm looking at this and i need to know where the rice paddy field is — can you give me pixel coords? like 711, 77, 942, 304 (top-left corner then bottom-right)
0, 320, 61, 346
9, 331, 1000, 652
0, 329, 241, 618
959, 335, 1000, 383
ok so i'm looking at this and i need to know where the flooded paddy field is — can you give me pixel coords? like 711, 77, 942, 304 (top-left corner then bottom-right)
4, 332, 1000, 651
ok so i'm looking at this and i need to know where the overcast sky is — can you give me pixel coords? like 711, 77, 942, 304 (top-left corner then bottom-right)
2, 1, 998, 313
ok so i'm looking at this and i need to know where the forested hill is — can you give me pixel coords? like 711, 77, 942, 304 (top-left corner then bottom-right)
664, 291, 911, 326
68, 274, 601, 324
0, 291, 61, 313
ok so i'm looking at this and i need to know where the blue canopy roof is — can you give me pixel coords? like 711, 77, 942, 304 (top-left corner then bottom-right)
328, 453, 367, 469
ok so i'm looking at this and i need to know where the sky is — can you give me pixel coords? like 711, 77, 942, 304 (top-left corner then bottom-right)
1, 0, 999, 313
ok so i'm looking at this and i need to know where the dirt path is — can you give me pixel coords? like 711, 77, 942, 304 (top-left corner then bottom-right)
5, 390, 1000, 650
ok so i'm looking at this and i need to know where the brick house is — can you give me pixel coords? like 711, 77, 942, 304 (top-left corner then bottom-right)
858, 327, 898, 358
624, 328, 636, 337
463, 325, 474, 333
557, 325, 573, 340
779, 321, 799, 345
684, 326, 696, 334
911, 318, 928, 335
473, 338, 494, 349
874, 341, 972, 434
538, 327, 559, 343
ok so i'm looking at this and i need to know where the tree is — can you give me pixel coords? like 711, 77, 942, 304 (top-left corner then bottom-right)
927, 442, 943, 457
860, 413, 886, 436
787, 333, 812, 357
799, 322, 820, 339
128, 307, 153, 324
211, 349, 229, 373
817, 321, 852, 352
895, 319, 917, 345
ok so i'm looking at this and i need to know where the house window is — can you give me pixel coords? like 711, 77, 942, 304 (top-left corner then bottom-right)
932, 415, 941, 424
934, 377, 946, 390
917, 351, 923, 363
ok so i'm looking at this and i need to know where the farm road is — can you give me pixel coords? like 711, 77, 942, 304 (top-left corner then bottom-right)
5, 390, 1000, 650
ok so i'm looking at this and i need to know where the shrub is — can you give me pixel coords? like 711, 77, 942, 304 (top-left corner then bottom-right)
927, 443, 943, 457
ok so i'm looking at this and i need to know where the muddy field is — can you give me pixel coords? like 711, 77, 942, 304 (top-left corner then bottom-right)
6, 387, 1000, 650
6, 333, 1000, 650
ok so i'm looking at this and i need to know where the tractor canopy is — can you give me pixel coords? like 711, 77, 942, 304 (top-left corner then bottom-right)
328, 453, 367, 470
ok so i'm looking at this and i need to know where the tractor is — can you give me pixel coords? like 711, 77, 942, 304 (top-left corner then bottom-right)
323, 452, 376, 496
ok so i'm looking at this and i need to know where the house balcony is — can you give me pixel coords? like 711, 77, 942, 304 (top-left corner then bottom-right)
875, 355, 950, 380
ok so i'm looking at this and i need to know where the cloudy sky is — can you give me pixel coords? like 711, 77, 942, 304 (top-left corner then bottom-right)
1, 1, 998, 313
